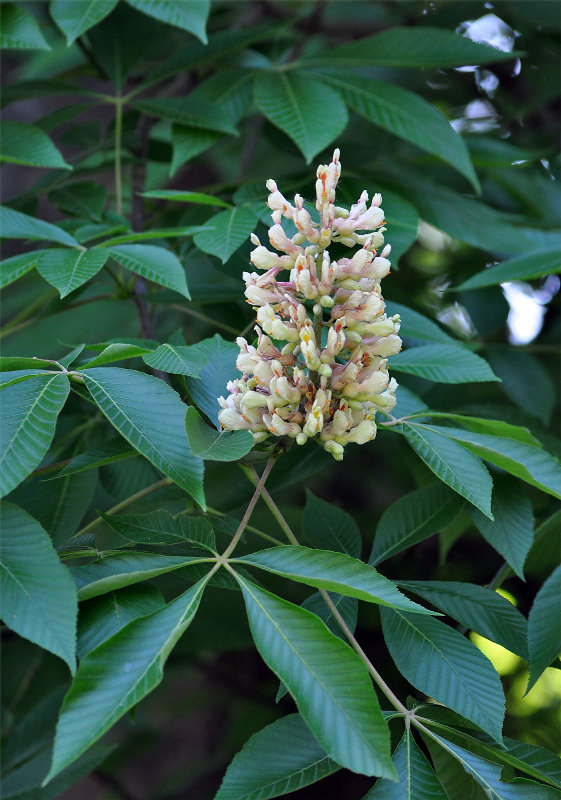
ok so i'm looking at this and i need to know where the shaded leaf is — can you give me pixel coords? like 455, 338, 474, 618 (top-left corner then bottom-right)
364, 730, 447, 799
133, 97, 237, 134
255, 71, 348, 163
0, 373, 69, 498
0, 502, 77, 673
193, 206, 257, 263
171, 125, 223, 175
99, 509, 216, 551
302, 489, 361, 558
215, 713, 339, 800
49, 181, 107, 221
236, 575, 394, 778
50, 0, 119, 44
319, 72, 479, 191
399, 580, 528, 659
79, 342, 152, 368
107, 244, 190, 298
82, 368, 205, 507
0, 249, 51, 289
142, 343, 207, 376
236, 546, 434, 613
469, 479, 534, 580
77, 585, 165, 658
381, 608, 505, 743
370, 482, 464, 565
527, 565, 561, 691
45, 576, 209, 783
456, 247, 561, 290
390, 345, 498, 384
0, 3, 51, 50
37, 247, 108, 298
0, 205, 79, 247
1, 121, 70, 170
386, 302, 456, 344
125, 0, 210, 43
141, 189, 231, 208
55, 437, 137, 478
185, 406, 253, 461
401, 423, 493, 518
486, 349, 555, 426
185, 334, 239, 427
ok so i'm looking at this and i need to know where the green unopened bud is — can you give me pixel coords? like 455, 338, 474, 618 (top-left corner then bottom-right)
319, 295, 334, 308
313, 304, 322, 315
333, 206, 350, 218
319, 364, 332, 377
296, 433, 308, 445
345, 330, 362, 343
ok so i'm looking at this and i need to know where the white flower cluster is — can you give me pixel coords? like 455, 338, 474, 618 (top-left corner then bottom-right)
218, 149, 401, 461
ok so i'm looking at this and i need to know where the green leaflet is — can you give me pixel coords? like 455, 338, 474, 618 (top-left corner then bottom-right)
0, 3, 51, 50
132, 97, 237, 135
1, 121, 70, 170
401, 423, 493, 519
317, 72, 479, 191
390, 344, 499, 384
254, 71, 348, 163
0, 250, 50, 289
82, 367, 205, 507
185, 334, 239, 427
77, 585, 165, 657
364, 730, 447, 799
69, 551, 213, 600
49, 0, 119, 44
370, 482, 464, 565
235, 575, 395, 778
399, 580, 528, 659
0, 205, 80, 247
0, 372, 70, 498
142, 343, 207, 376
0, 502, 77, 673
44, 575, 210, 783
124, 0, 210, 44
185, 406, 254, 461
236, 546, 434, 613
106, 244, 190, 298
215, 713, 340, 800
141, 189, 232, 208
527, 565, 561, 691
193, 206, 257, 263
54, 437, 137, 478
79, 342, 152, 368
37, 248, 109, 297
98, 508, 216, 551
469, 478, 534, 580
381, 607, 505, 743
456, 247, 561, 290
386, 302, 456, 344
302, 489, 362, 557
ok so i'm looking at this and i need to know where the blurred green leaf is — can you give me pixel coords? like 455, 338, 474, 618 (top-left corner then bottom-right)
50, 0, 119, 45
456, 247, 561, 290
0, 3, 51, 50
527, 565, 561, 691
1, 121, 70, 170
302, 490, 361, 558
133, 98, 238, 135
124, 0, 210, 43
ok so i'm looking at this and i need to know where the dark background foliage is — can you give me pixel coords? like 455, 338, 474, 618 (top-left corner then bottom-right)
1, 1, 560, 799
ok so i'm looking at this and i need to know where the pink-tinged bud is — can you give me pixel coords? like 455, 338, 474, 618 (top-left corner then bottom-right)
381, 243, 391, 258
269, 224, 303, 254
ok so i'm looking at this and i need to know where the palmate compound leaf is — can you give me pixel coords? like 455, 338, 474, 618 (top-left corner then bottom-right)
398, 581, 528, 659
185, 406, 254, 461
234, 574, 395, 779
389, 344, 499, 383
400, 423, 493, 519
98, 508, 216, 551
420, 423, 561, 501
469, 478, 534, 580
254, 71, 349, 163
37, 248, 109, 298
81, 368, 205, 507
0, 502, 77, 674
380, 608, 505, 744
235, 546, 434, 613
526, 565, 561, 692
369, 482, 464, 566
302, 490, 361, 557
44, 574, 210, 784
0, 372, 70, 498
363, 729, 447, 800
423, 732, 561, 800
214, 713, 340, 800
317, 72, 479, 192
69, 552, 214, 600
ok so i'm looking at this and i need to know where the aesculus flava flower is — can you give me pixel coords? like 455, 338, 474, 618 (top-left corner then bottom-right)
218, 149, 402, 461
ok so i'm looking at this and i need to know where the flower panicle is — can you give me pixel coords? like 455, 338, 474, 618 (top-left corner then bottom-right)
218, 148, 401, 460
